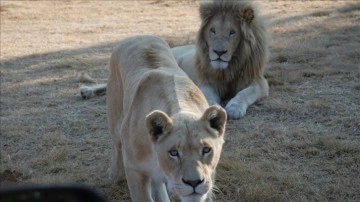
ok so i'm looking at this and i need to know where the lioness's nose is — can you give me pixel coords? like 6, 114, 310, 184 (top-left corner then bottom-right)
182, 178, 204, 188
213, 49, 227, 57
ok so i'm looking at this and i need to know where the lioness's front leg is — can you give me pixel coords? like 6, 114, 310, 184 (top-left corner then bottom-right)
225, 77, 269, 119
108, 143, 125, 181
126, 170, 153, 202
151, 180, 170, 202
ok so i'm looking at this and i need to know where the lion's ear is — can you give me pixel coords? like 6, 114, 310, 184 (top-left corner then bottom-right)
199, 0, 209, 5
240, 5, 255, 23
201, 105, 227, 136
199, 0, 213, 22
146, 110, 173, 142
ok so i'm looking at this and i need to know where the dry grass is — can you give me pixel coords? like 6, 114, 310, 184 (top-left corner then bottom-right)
1, 1, 359, 201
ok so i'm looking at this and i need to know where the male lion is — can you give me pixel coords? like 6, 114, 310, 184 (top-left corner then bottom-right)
172, 0, 269, 119
107, 35, 227, 202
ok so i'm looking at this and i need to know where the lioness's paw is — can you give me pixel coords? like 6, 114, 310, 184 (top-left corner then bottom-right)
107, 167, 126, 182
225, 103, 247, 120
80, 86, 94, 99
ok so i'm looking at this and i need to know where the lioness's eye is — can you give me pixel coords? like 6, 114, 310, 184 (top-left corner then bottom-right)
229, 30, 236, 36
202, 147, 212, 155
210, 28, 216, 34
169, 149, 179, 157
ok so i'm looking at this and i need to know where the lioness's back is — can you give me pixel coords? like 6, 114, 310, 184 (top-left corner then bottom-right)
111, 35, 179, 73
109, 35, 193, 115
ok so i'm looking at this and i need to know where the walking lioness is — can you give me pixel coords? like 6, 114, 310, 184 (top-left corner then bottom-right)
107, 35, 227, 202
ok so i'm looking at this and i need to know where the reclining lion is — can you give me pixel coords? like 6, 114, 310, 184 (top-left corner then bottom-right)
172, 0, 269, 119
107, 35, 227, 202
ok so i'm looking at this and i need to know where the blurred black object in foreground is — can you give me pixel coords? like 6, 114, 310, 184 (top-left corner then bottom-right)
0, 184, 108, 202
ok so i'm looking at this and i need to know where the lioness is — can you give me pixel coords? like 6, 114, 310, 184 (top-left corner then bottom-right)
107, 35, 227, 202
172, 0, 269, 119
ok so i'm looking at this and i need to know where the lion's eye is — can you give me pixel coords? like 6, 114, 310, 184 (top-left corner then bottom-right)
168, 149, 179, 157
229, 30, 236, 36
210, 28, 216, 34
202, 147, 212, 155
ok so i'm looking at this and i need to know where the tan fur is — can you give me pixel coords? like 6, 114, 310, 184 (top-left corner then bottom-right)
172, 0, 269, 119
107, 35, 227, 202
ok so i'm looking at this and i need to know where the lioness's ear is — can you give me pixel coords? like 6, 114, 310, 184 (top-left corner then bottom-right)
146, 110, 173, 142
201, 105, 227, 136
240, 5, 255, 23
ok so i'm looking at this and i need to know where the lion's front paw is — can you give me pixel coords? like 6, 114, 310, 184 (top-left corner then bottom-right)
80, 86, 94, 99
225, 102, 247, 120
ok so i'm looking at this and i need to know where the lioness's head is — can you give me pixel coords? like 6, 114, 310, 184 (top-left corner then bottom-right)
197, 0, 268, 73
146, 105, 227, 202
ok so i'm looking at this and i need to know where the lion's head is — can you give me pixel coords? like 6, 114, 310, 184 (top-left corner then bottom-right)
196, 0, 268, 89
146, 106, 227, 201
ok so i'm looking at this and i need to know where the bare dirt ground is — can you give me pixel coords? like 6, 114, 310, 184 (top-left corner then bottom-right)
1, 1, 359, 201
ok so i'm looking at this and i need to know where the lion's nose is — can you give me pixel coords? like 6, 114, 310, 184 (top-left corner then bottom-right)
213, 49, 227, 57
182, 178, 204, 189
